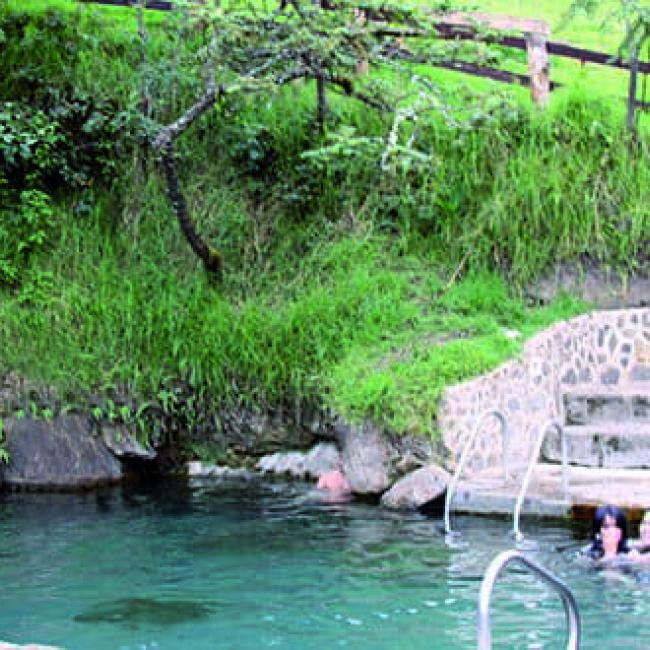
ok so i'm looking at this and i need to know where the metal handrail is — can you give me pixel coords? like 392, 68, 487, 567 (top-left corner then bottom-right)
513, 419, 569, 542
444, 409, 510, 535
478, 550, 580, 650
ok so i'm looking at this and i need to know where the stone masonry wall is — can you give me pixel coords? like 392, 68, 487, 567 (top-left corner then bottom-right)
438, 308, 650, 475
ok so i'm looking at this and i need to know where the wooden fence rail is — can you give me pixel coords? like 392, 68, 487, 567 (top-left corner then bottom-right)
80, 0, 173, 8
79, 1, 649, 111
434, 22, 650, 74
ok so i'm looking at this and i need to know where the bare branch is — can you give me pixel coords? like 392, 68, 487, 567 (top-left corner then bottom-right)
154, 86, 223, 150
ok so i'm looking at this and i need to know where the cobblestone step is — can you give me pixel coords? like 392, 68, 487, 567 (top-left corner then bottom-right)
452, 464, 650, 519
563, 383, 650, 425
542, 422, 650, 468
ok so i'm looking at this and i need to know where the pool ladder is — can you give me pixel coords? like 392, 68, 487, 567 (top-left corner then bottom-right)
444, 412, 570, 541
513, 419, 569, 541
443, 410, 511, 537
478, 549, 581, 649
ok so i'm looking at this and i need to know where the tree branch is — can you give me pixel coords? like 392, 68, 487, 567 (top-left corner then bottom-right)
153, 86, 225, 277
159, 141, 222, 276
154, 85, 223, 150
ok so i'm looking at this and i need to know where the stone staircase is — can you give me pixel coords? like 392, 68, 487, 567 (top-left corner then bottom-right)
451, 382, 650, 518
543, 384, 650, 468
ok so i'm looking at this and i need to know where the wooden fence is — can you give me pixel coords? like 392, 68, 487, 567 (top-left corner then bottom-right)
432, 13, 650, 111
80, 0, 173, 8
79, 1, 650, 113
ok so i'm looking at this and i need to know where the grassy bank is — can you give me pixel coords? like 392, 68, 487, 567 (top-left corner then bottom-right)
0, 1, 647, 452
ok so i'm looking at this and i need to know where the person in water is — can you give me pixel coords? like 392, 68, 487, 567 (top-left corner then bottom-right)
638, 511, 650, 553
585, 504, 630, 562
629, 510, 650, 560
317, 466, 352, 493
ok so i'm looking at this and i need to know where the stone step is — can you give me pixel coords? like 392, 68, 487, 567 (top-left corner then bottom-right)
453, 475, 568, 517
452, 464, 650, 518
542, 422, 650, 468
563, 383, 650, 425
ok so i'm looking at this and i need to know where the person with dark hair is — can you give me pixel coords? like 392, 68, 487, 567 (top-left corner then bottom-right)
585, 505, 630, 561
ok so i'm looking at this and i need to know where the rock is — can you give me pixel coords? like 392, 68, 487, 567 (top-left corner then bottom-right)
186, 462, 255, 480
527, 263, 650, 309
303, 442, 341, 478
381, 465, 451, 510
336, 419, 435, 496
101, 425, 156, 461
501, 328, 522, 340
255, 451, 307, 478
337, 421, 393, 494
0, 416, 122, 489
217, 407, 322, 456
255, 443, 342, 481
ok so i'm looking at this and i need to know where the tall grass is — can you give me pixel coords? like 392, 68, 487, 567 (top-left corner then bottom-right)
204, 85, 649, 287
0, 190, 587, 438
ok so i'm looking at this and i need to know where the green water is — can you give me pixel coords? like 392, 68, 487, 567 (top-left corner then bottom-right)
0, 478, 648, 649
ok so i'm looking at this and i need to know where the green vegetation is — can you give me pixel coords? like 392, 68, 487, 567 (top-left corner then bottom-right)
0, 0, 646, 453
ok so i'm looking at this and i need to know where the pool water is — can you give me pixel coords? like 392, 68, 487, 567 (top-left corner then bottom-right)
0, 477, 648, 649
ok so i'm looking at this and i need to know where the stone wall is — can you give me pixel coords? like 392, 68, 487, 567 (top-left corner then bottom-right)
438, 308, 650, 475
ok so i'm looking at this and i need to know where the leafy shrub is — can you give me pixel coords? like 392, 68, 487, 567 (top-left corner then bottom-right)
0, 102, 65, 188
0, 97, 146, 193
0, 6, 154, 195
0, 183, 54, 285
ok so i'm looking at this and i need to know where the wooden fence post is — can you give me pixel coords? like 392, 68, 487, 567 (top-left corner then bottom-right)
354, 8, 368, 74
525, 31, 550, 107
627, 49, 640, 134
625, 16, 640, 135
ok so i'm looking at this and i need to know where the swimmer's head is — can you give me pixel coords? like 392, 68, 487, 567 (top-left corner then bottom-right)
591, 505, 629, 557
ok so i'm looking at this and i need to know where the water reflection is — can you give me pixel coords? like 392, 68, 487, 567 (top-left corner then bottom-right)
0, 479, 648, 649
75, 597, 213, 627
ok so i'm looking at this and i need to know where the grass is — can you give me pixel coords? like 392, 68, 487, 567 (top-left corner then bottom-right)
324, 272, 586, 435
0, 198, 588, 438
11, 0, 649, 111
0, 0, 646, 448
474, 0, 628, 49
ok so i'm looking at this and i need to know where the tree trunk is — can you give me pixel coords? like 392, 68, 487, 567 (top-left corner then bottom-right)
160, 142, 222, 276
316, 74, 327, 132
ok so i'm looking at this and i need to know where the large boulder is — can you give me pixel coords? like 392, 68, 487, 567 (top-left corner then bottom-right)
381, 464, 450, 510
0, 416, 122, 489
255, 442, 341, 480
336, 419, 436, 496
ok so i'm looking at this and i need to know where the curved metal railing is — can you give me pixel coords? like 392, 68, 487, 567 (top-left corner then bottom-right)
478, 549, 580, 649
444, 409, 510, 535
513, 419, 569, 542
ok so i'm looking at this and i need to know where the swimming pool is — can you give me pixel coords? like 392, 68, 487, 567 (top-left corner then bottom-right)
0, 478, 647, 649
